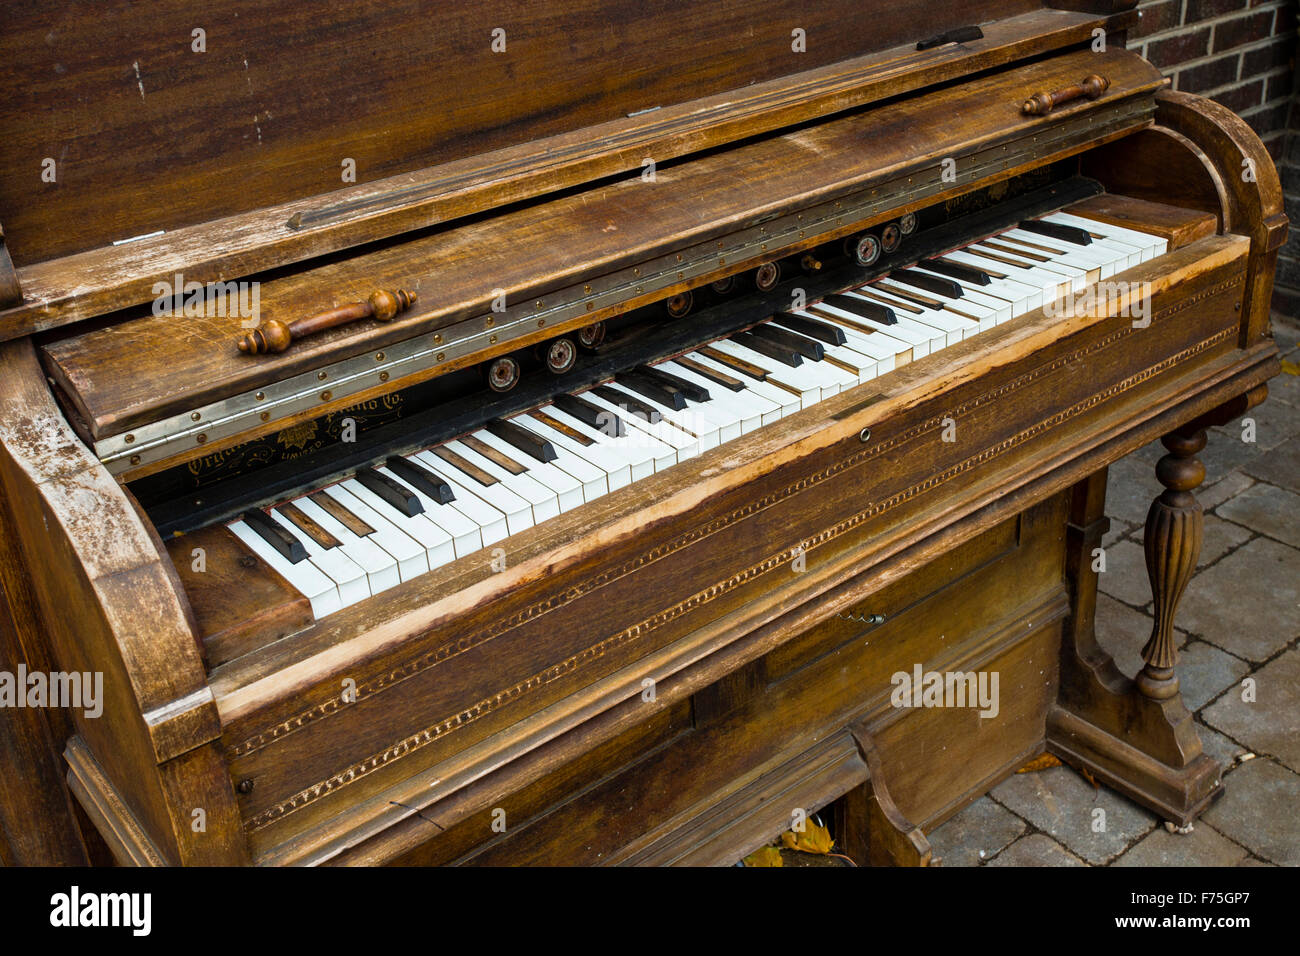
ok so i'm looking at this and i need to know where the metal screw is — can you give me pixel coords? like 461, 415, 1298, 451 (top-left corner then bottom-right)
859, 427, 872, 443
237, 779, 254, 794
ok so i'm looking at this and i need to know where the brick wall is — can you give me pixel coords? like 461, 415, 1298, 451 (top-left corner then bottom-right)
1128, 1, 1300, 313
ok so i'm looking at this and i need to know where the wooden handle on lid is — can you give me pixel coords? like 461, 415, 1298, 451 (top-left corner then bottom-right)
236, 288, 417, 354
1021, 74, 1109, 116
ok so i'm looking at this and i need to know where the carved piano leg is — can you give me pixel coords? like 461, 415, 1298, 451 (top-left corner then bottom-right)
1137, 429, 1205, 701
1049, 426, 1226, 828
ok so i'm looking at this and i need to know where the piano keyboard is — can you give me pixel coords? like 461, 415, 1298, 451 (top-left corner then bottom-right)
226, 211, 1168, 619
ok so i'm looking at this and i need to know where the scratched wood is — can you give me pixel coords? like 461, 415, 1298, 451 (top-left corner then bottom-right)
41, 47, 1165, 445
0, 6, 1140, 341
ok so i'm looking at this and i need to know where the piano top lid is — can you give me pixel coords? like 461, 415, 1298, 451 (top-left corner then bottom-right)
43, 44, 1165, 471
0, 1, 1137, 339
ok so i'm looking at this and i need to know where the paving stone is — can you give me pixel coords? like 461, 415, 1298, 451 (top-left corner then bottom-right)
1271, 315, 1300, 355
1266, 363, 1300, 407
1217, 482, 1300, 549
1095, 593, 1155, 678
1177, 538, 1300, 661
1197, 429, 1264, 487
1203, 757, 1300, 865
986, 833, 1086, 867
1237, 858, 1276, 866
1243, 439, 1300, 494
1203, 647, 1300, 774
1211, 398, 1300, 453
1176, 640, 1252, 713
1106, 455, 1160, 527
926, 796, 1026, 867
1196, 723, 1248, 773
990, 766, 1156, 864
1112, 822, 1247, 867
1097, 539, 1151, 608
1103, 518, 1138, 549
1200, 471, 1255, 512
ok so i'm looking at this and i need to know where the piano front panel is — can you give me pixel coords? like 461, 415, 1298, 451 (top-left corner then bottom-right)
216, 230, 1251, 863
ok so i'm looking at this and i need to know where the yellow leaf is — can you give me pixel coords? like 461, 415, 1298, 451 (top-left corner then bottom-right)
743, 846, 783, 867
1280, 359, 1299, 376
780, 820, 834, 855
1017, 753, 1063, 773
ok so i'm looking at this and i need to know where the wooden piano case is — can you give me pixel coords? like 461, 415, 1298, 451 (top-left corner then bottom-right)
0, 1, 1285, 866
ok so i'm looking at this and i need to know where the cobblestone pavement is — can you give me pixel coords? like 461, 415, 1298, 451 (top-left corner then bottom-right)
929, 315, 1300, 867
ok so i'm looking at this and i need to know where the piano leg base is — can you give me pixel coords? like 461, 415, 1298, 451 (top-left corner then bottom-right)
1046, 706, 1223, 830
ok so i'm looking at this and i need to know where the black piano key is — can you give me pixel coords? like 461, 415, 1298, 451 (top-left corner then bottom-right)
770, 311, 846, 346
386, 455, 455, 504
892, 268, 964, 299
591, 384, 663, 424
1018, 218, 1092, 245
554, 393, 625, 437
355, 466, 424, 517
748, 322, 824, 361
486, 418, 558, 463
821, 294, 898, 326
241, 509, 308, 564
921, 257, 992, 285
636, 365, 711, 403
732, 330, 803, 367
675, 355, 745, 392
614, 370, 687, 410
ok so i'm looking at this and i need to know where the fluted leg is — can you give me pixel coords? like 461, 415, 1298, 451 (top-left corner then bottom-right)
1138, 428, 1205, 700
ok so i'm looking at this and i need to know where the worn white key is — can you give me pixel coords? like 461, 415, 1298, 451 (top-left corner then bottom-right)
442, 439, 559, 522
656, 360, 770, 432
868, 286, 971, 346
527, 409, 634, 490
411, 450, 514, 543
943, 250, 1046, 311
907, 268, 1013, 325
582, 391, 699, 465
540, 404, 658, 482
293, 495, 401, 594
229, 519, 341, 618
340, 477, 457, 572
1000, 229, 1120, 279
506, 418, 609, 501
709, 339, 826, 407
1042, 211, 1166, 261
319, 484, 430, 581
470, 429, 585, 513
269, 508, 370, 607
835, 293, 938, 356
433, 442, 549, 528
376, 464, 483, 558
800, 309, 901, 370
684, 352, 800, 419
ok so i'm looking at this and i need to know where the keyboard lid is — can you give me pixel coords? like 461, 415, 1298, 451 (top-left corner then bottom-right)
40, 45, 1164, 481
1, 2, 1137, 338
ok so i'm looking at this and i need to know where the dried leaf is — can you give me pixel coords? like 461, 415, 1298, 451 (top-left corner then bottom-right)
780, 820, 834, 855
1280, 359, 1299, 376
743, 846, 783, 867
1016, 753, 1063, 773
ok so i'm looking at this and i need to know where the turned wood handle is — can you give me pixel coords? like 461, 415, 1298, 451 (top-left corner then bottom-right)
236, 288, 417, 354
1021, 74, 1109, 116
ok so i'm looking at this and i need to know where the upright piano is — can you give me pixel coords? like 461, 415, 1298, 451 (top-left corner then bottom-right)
0, 0, 1285, 866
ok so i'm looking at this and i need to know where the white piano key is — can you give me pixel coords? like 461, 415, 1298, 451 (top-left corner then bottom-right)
708, 339, 826, 408
340, 477, 458, 571
293, 495, 402, 594
960, 246, 1076, 298
540, 404, 658, 482
972, 241, 1090, 293
799, 309, 901, 370
375, 464, 484, 557
411, 450, 515, 544
867, 285, 972, 345
1041, 211, 1167, 261
835, 293, 939, 356
943, 250, 1046, 311
229, 519, 341, 618
526, 409, 635, 490
439, 440, 555, 527
684, 352, 800, 420
269, 508, 371, 607
470, 428, 586, 512
318, 484, 430, 581
656, 360, 771, 432
581, 390, 699, 465
1000, 228, 1121, 279
906, 268, 1013, 325
506, 417, 609, 501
